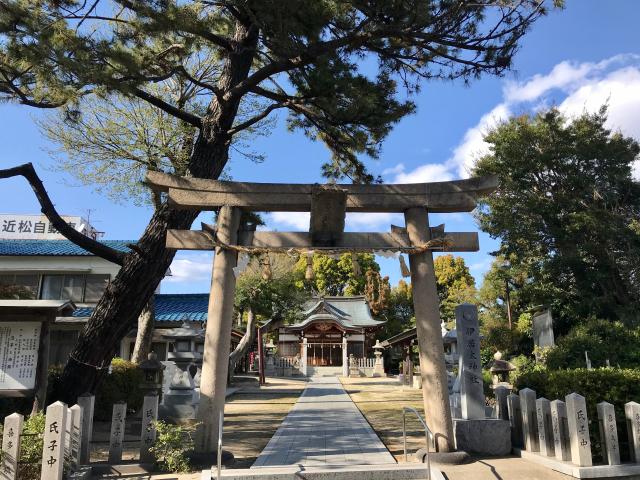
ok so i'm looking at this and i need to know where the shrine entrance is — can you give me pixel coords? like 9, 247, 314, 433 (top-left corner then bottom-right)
145, 171, 496, 455
306, 324, 343, 367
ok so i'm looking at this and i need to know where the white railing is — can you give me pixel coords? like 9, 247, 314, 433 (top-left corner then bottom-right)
357, 358, 376, 368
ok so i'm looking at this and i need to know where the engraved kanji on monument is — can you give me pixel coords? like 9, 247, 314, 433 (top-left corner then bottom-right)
455, 304, 484, 419
625, 401, 640, 463
507, 394, 523, 448
536, 398, 555, 457
519, 388, 539, 452
597, 401, 621, 465
1, 413, 23, 480
77, 393, 94, 465
40, 401, 67, 480
566, 393, 592, 467
140, 394, 159, 464
551, 400, 570, 461
108, 402, 127, 464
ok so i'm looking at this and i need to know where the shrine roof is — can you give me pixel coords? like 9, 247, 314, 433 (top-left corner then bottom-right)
73, 293, 210, 322
286, 296, 385, 330
0, 239, 132, 256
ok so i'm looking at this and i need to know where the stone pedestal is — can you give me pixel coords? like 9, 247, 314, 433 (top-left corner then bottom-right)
160, 365, 196, 420
453, 419, 511, 456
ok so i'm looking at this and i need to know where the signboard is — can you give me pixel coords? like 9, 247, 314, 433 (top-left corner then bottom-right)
0, 214, 100, 240
0, 322, 41, 391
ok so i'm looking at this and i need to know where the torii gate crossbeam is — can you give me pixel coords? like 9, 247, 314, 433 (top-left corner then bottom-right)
145, 171, 497, 457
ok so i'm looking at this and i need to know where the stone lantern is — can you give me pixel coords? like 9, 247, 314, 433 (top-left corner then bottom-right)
372, 339, 385, 377
489, 351, 516, 389
159, 322, 203, 420
138, 352, 166, 398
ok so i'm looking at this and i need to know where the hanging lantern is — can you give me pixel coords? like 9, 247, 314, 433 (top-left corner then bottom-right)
305, 251, 315, 281
399, 255, 411, 277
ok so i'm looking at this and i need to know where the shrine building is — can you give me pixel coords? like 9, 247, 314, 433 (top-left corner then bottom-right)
277, 296, 384, 376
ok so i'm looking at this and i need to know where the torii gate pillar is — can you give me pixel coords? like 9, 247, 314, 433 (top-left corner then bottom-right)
405, 207, 455, 452
195, 205, 241, 455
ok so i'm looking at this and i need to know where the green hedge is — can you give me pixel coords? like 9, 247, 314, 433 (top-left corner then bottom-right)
94, 358, 145, 420
546, 319, 640, 370
515, 367, 640, 462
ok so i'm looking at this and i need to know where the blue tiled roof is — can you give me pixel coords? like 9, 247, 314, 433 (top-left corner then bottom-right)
73, 293, 210, 323
0, 239, 132, 256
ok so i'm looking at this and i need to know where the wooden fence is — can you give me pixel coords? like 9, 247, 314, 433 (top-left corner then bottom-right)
0, 393, 160, 480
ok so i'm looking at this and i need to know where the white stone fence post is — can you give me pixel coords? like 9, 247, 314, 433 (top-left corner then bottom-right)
0, 393, 167, 475
506, 388, 640, 468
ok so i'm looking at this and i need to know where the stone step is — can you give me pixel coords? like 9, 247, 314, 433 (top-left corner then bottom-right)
204, 463, 444, 480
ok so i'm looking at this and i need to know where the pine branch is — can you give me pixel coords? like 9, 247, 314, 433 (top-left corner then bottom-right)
0, 163, 126, 265
132, 87, 202, 127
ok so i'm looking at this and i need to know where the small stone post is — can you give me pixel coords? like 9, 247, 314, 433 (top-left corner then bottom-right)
551, 400, 570, 461
507, 394, 523, 448
302, 337, 308, 377
405, 207, 454, 451
625, 401, 640, 463
68, 404, 83, 470
519, 388, 539, 452
495, 386, 509, 421
455, 304, 484, 420
566, 393, 592, 467
1, 413, 23, 480
108, 402, 127, 464
41, 401, 67, 480
597, 401, 621, 465
140, 394, 159, 463
536, 398, 555, 457
342, 336, 348, 377
77, 393, 94, 465
195, 205, 241, 455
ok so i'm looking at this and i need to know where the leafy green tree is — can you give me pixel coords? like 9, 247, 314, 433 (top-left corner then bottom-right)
0, 0, 553, 399
293, 253, 379, 296
434, 254, 476, 325
378, 279, 414, 338
475, 107, 640, 332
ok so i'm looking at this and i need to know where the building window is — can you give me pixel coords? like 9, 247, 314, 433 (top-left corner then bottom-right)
40, 274, 110, 303
0, 274, 40, 299
84, 274, 110, 302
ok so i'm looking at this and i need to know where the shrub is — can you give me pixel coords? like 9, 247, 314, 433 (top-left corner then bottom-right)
18, 412, 46, 480
149, 421, 197, 473
545, 319, 640, 370
94, 358, 145, 420
514, 367, 640, 462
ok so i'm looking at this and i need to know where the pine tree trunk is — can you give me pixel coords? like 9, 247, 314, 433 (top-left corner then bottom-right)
56, 20, 260, 404
228, 307, 256, 383
130, 298, 155, 364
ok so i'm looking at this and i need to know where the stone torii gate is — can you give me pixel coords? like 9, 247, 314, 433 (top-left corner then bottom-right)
146, 171, 497, 456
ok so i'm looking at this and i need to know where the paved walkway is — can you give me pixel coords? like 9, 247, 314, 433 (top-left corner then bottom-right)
251, 377, 395, 467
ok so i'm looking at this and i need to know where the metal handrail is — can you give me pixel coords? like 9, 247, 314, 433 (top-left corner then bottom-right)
402, 406, 432, 480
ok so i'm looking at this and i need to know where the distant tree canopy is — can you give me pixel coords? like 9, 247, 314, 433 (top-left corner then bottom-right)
293, 253, 380, 296
475, 106, 640, 333
434, 254, 476, 326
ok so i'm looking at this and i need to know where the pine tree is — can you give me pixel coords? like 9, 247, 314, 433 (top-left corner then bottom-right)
0, 0, 555, 400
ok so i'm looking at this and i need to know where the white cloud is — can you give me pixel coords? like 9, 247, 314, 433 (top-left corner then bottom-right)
390, 162, 455, 184
165, 252, 213, 283
383, 54, 640, 183
345, 212, 403, 230
269, 211, 310, 230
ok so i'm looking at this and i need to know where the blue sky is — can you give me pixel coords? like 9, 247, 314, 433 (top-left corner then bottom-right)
1, 0, 639, 294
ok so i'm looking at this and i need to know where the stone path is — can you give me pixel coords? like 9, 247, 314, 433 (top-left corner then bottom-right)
251, 377, 395, 467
